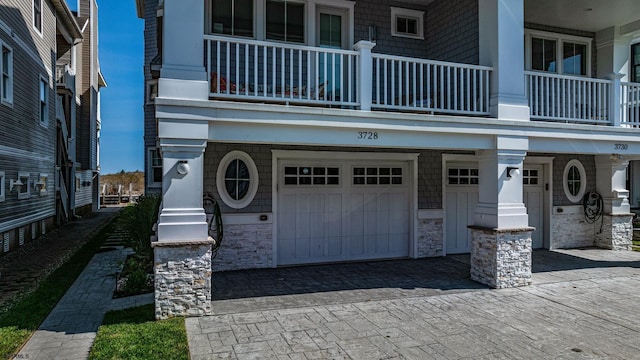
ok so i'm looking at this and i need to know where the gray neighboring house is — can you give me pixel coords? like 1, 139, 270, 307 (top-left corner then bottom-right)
138, 0, 640, 318
0, 0, 105, 254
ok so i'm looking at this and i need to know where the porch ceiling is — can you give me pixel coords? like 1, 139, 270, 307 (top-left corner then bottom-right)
524, 0, 640, 34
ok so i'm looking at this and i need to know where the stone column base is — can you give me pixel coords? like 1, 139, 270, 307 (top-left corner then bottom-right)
469, 226, 533, 289
595, 214, 633, 251
153, 239, 214, 319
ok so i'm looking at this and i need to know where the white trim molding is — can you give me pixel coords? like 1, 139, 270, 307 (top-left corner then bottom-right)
216, 150, 259, 209
390, 7, 424, 40
563, 159, 587, 203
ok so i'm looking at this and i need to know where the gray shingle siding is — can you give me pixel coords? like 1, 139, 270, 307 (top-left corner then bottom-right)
203, 144, 456, 213
143, 0, 159, 192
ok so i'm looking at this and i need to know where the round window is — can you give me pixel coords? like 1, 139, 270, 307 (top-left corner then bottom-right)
562, 159, 586, 203
216, 151, 259, 209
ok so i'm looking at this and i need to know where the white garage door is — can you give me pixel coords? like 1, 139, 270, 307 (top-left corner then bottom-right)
445, 165, 479, 254
277, 159, 411, 265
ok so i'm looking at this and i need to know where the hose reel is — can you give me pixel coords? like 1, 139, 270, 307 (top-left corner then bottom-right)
583, 191, 603, 234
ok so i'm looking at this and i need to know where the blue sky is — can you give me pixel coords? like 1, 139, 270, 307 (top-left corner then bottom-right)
68, 0, 144, 175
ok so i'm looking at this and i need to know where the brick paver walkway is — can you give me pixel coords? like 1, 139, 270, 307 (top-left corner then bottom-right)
0, 207, 121, 309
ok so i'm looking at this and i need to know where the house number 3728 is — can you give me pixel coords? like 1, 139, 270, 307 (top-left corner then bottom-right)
357, 131, 379, 140
615, 143, 628, 150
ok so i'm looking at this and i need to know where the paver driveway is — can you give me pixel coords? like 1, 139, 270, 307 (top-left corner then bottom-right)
186, 249, 640, 359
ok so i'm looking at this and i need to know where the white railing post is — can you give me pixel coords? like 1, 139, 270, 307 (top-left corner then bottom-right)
606, 73, 624, 127
354, 40, 375, 111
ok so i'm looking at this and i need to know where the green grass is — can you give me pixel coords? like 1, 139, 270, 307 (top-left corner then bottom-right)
89, 304, 190, 360
0, 210, 125, 357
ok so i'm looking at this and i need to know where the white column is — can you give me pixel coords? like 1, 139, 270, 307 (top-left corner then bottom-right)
606, 73, 624, 126
595, 155, 631, 215
156, 116, 209, 242
354, 40, 375, 111
159, 0, 208, 101
474, 137, 529, 229
478, 0, 529, 121
596, 27, 634, 81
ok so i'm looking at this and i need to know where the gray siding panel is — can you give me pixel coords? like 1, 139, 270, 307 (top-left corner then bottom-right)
0, 1, 58, 230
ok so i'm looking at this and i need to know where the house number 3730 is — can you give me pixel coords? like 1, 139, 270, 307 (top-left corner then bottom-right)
357, 131, 379, 140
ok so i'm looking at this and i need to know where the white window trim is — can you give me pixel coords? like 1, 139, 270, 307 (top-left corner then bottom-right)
216, 150, 259, 209
147, 148, 162, 187
18, 172, 30, 200
390, 7, 424, 40
563, 159, 587, 203
525, 29, 592, 77
39, 75, 49, 127
1, 42, 14, 106
0, 171, 5, 202
33, 0, 43, 36
207, 0, 355, 47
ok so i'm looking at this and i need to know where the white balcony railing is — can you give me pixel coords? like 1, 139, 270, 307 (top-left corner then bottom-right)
525, 71, 612, 124
205, 35, 360, 106
622, 82, 640, 128
371, 54, 492, 115
55, 64, 76, 92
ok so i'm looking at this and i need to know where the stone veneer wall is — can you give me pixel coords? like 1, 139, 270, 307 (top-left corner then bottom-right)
154, 243, 213, 319
595, 215, 633, 251
551, 207, 596, 249
213, 222, 273, 272
470, 228, 532, 289
417, 217, 443, 257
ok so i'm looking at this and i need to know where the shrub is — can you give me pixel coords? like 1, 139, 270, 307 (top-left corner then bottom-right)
123, 195, 160, 257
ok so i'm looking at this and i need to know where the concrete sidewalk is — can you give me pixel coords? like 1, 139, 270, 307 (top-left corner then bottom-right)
187, 249, 640, 359
3, 207, 154, 360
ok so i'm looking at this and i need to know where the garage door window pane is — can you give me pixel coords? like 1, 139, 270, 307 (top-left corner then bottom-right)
448, 168, 478, 185
354, 167, 403, 186
285, 166, 339, 186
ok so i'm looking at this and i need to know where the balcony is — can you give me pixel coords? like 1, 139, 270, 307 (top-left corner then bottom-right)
526, 71, 640, 127
55, 64, 76, 93
205, 35, 491, 117
205, 35, 640, 127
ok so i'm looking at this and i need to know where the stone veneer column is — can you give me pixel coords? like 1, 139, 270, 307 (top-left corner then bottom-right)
153, 134, 212, 319
594, 155, 633, 251
469, 226, 533, 288
471, 143, 532, 288
154, 241, 213, 319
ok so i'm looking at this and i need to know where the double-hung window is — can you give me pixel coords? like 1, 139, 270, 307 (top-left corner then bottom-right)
148, 148, 162, 185
39, 77, 48, 126
33, 0, 42, 33
211, 0, 253, 37
266, 0, 305, 43
1, 44, 12, 105
527, 30, 591, 76
632, 43, 640, 83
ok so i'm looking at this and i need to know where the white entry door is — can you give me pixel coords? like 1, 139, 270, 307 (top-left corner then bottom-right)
445, 165, 479, 254
277, 159, 411, 265
523, 166, 544, 249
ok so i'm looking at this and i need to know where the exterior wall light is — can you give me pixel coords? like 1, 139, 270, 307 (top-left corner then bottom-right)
506, 166, 520, 178
177, 160, 190, 175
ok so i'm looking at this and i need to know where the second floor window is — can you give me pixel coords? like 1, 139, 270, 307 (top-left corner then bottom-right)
266, 0, 305, 43
39, 78, 48, 125
33, 0, 42, 33
632, 43, 640, 83
1, 44, 12, 105
527, 30, 591, 76
212, 0, 253, 37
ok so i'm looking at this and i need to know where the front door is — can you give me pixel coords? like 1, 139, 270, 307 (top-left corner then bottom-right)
523, 166, 544, 249
317, 7, 347, 100
445, 164, 479, 254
